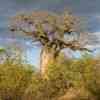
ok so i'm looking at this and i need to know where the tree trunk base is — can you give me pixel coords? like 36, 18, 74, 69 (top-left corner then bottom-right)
40, 48, 57, 78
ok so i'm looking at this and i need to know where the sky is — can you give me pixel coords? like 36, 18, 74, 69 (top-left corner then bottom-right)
0, 0, 100, 66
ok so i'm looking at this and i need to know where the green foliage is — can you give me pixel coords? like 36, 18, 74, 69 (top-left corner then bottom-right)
46, 57, 100, 100
22, 56, 100, 100
0, 48, 6, 53
0, 60, 34, 100
0, 52, 100, 100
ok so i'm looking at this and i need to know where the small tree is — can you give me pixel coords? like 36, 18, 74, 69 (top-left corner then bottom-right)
9, 10, 90, 76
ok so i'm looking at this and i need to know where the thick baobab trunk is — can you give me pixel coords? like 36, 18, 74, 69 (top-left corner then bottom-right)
40, 47, 58, 77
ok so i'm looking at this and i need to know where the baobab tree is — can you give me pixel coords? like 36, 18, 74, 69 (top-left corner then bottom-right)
9, 10, 91, 76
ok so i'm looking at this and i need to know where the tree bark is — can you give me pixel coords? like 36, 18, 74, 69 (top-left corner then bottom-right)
40, 47, 58, 77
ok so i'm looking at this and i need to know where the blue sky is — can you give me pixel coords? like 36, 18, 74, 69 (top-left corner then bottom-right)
0, 0, 100, 66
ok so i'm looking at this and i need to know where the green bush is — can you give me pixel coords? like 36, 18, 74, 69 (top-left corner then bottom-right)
23, 57, 100, 100
0, 60, 34, 100
23, 58, 99, 100
0, 54, 100, 100
46, 57, 100, 100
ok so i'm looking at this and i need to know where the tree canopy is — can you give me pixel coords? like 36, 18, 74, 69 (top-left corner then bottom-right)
9, 10, 90, 52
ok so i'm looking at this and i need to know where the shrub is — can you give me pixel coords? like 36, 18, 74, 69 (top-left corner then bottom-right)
46, 56, 100, 100
0, 60, 34, 100
0, 54, 100, 100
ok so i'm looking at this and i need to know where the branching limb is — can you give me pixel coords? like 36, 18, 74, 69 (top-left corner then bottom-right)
55, 39, 92, 52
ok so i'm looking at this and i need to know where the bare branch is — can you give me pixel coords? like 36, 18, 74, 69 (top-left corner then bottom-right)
55, 39, 92, 52
9, 10, 90, 52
